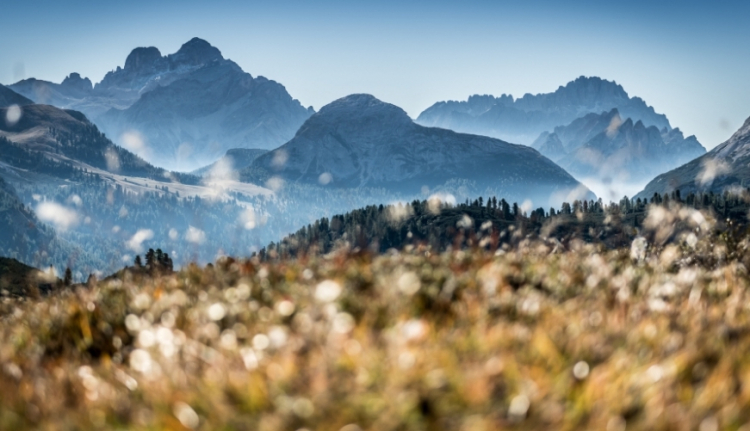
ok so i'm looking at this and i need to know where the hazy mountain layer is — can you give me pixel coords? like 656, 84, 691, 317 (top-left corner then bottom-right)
532, 109, 623, 155
244, 94, 594, 206
9, 38, 313, 171
636, 115, 750, 199
417, 76, 671, 145
530, 109, 705, 184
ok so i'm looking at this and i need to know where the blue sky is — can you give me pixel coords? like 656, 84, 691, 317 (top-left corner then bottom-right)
2, 0, 748, 148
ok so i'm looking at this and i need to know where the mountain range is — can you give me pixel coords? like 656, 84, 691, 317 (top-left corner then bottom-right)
242, 94, 594, 205
9, 38, 313, 171
532, 108, 705, 184
416, 76, 671, 146
636, 115, 750, 199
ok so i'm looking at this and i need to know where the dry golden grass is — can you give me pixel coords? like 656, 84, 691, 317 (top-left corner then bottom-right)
2, 205, 750, 430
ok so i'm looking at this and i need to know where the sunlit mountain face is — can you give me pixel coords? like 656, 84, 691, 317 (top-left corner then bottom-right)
3, 3, 750, 429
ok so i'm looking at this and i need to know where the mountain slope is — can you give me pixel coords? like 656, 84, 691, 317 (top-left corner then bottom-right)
244, 94, 593, 205
0, 85, 33, 108
10, 38, 314, 171
636, 115, 750, 199
417, 76, 671, 145
0, 104, 181, 180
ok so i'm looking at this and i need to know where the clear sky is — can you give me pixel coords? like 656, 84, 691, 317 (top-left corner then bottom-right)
2, 0, 748, 149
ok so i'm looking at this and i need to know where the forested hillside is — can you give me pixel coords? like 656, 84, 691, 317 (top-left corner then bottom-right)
263, 189, 750, 259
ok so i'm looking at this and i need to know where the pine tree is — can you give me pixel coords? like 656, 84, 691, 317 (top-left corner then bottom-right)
145, 248, 155, 269
64, 268, 72, 287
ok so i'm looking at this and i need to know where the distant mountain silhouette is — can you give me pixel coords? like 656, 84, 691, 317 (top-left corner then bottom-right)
417, 76, 671, 146
243, 94, 593, 205
9, 38, 313, 171
636, 115, 750, 199
531, 109, 705, 184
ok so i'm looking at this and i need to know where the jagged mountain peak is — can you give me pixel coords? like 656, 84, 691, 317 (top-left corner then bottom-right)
519, 76, 630, 108
61, 73, 93, 92
563, 76, 628, 95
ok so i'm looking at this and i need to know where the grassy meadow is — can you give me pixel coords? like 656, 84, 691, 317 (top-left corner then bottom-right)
2, 203, 750, 430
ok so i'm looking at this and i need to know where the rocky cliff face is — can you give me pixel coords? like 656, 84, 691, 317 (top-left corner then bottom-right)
636, 115, 750, 199
417, 76, 671, 145
9, 38, 313, 171
244, 94, 594, 205
533, 109, 705, 185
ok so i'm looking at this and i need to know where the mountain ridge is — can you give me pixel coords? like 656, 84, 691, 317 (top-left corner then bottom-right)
417, 76, 671, 146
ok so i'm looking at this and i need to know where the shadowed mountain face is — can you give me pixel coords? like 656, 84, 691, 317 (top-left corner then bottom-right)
0, 85, 33, 108
416, 76, 671, 146
0, 104, 171, 180
244, 94, 594, 206
531, 109, 705, 185
9, 38, 313, 171
636, 115, 750, 199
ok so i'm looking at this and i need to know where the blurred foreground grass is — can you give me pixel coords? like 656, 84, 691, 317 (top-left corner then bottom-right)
3, 206, 750, 430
